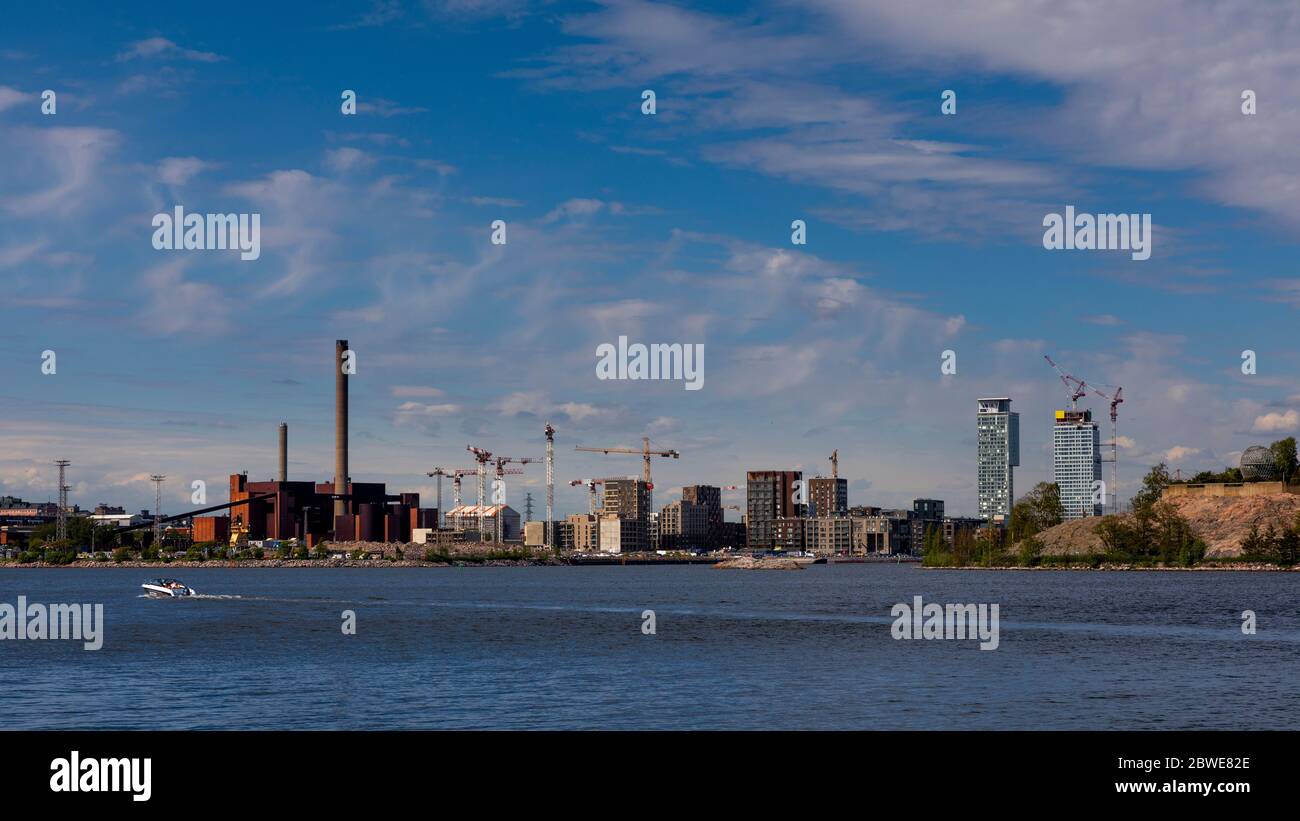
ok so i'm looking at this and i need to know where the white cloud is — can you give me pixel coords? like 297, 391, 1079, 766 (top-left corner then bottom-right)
1164, 446, 1200, 462
0, 85, 29, 112
117, 37, 223, 63
543, 198, 610, 223
395, 401, 462, 416
1253, 409, 1299, 433
324, 147, 374, 174
157, 156, 209, 186
391, 386, 446, 398
0, 127, 120, 217
136, 258, 230, 336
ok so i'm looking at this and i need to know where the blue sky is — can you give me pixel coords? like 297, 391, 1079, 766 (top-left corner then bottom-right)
2, 0, 1298, 517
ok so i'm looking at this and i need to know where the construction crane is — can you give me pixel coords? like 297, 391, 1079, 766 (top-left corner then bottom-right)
1091, 384, 1125, 514
449, 469, 478, 508
490, 456, 536, 543
466, 446, 493, 541
449, 466, 519, 537
426, 467, 453, 528
544, 423, 555, 550
1045, 355, 1125, 515
575, 436, 679, 516
1044, 355, 1087, 410
569, 478, 607, 514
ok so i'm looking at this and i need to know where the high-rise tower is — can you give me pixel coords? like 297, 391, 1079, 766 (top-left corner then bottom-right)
1054, 408, 1102, 520
977, 398, 1019, 521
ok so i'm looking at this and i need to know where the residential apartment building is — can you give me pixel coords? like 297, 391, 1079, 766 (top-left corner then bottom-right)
659, 498, 709, 551
808, 476, 848, 518
977, 397, 1020, 521
746, 470, 805, 550
1054, 408, 1103, 520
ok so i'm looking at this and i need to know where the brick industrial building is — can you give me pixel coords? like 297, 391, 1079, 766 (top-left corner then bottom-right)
193, 341, 436, 546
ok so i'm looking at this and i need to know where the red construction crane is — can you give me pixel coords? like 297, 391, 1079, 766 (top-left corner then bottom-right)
1091, 384, 1125, 514
1044, 356, 1125, 515
1044, 355, 1087, 410
569, 478, 607, 514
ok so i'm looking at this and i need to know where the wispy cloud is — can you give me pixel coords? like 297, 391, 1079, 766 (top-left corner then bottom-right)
116, 37, 224, 63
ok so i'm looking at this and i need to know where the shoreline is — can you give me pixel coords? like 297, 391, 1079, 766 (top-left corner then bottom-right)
925, 562, 1298, 572
2, 558, 1295, 571
0, 558, 565, 569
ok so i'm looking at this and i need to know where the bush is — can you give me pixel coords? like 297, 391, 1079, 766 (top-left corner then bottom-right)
17, 551, 37, 564
1098, 501, 1206, 566
1017, 536, 1043, 567
293, 545, 309, 560
1240, 520, 1300, 565
112, 547, 131, 563
311, 544, 329, 560
424, 548, 450, 562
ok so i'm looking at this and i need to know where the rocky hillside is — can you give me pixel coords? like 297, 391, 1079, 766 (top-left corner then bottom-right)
1027, 493, 1300, 558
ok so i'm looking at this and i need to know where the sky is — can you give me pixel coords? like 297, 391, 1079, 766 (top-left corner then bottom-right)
2, 0, 1298, 519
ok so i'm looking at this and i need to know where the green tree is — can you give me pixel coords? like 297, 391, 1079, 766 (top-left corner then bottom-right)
921, 524, 951, 567
1270, 437, 1298, 484
1130, 463, 1172, 515
1009, 482, 1065, 541
1018, 535, 1043, 567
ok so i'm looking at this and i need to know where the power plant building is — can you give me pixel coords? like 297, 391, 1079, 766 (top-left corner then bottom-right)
196, 341, 437, 546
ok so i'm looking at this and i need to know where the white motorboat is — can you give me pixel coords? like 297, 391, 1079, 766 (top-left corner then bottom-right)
141, 578, 197, 597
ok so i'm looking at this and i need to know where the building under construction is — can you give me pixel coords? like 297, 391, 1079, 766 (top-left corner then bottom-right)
195, 340, 437, 545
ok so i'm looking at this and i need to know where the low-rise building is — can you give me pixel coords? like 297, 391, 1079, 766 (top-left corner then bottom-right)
803, 516, 853, 554
659, 499, 709, 551
445, 504, 521, 541
567, 513, 599, 552
599, 516, 646, 554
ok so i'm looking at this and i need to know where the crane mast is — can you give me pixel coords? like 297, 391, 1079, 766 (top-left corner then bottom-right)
545, 423, 555, 551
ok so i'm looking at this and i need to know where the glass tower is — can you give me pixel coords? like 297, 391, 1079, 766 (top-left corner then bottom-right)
977, 398, 1020, 520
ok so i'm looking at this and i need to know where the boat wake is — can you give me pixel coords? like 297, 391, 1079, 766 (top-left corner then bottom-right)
137, 593, 242, 600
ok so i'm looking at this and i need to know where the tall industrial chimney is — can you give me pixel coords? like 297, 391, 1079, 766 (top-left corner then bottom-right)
278, 422, 288, 482
334, 340, 349, 518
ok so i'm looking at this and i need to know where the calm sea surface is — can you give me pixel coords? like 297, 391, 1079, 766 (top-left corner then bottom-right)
1, 565, 1295, 729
